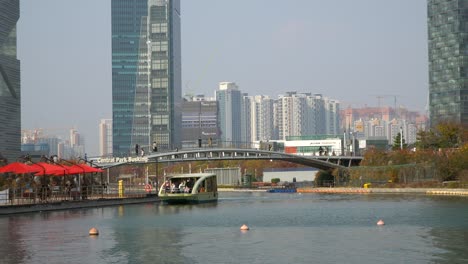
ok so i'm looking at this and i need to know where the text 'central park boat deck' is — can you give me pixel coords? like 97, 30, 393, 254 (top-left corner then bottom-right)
158, 173, 218, 204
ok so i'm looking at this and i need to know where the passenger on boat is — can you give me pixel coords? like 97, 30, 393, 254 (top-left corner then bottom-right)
164, 180, 170, 192
171, 182, 177, 193
186, 178, 194, 190
178, 181, 186, 193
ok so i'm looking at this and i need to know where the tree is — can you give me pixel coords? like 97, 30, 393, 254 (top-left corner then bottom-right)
315, 170, 334, 187
436, 122, 463, 148
415, 130, 438, 150
392, 132, 407, 150
416, 122, 467, 150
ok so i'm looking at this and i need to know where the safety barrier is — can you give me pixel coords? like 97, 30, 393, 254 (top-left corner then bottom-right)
0, 184, 151, 206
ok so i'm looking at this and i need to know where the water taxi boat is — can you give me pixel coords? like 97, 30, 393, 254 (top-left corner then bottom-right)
158, 173, 218, 204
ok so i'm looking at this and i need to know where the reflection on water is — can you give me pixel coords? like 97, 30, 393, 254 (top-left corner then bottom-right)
430, 228, 468, 264
1, 193, 468, 264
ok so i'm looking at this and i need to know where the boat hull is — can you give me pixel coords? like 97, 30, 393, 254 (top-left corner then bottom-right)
158, 173, 218, 204
159, 192, 218, 204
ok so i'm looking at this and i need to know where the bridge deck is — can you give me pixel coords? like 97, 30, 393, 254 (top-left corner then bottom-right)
91, 148, 362, 170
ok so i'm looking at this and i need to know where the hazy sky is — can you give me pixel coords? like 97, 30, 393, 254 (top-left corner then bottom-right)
17, 0, 428, 156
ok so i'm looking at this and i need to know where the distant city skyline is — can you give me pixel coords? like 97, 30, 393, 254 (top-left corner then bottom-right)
18, 0, 428, 156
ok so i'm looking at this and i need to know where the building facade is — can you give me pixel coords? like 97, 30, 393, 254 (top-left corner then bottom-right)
99, 119, 113, 157
111, 0, 148, 156
216, 82, 242, 147
0, 0, 20, 163
250, 95, 274, 142
275, 92, 340, 140
112, 0, 181, 156
241, 93, 252, 146
181, 96, 218, 148
428, 0, 468, 126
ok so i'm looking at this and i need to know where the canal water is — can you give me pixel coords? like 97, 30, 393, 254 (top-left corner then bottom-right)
1, 192, 468, 264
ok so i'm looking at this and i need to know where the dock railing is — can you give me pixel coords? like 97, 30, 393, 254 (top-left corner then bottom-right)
0, 183, 152, 206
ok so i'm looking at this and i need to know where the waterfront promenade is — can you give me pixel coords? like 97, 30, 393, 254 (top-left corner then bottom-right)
220, 187, 468, 196
296, 187, 468, 196
0, 195, 159, 215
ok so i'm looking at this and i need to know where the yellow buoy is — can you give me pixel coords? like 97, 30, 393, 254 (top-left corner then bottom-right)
240, 224, 249, 231
377, 219, 385, 226
89, 227, 99, 236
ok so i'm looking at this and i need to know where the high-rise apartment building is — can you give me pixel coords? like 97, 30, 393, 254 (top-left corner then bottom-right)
428, 0, 468, 126
99, 119, 113, 157
112, 0, 181, 156
275, 92, 340, 140
70, 129, 80, 148
241, 93, 252, 145
324, 98, 340, 135
250, 95, 275, 142
216, 82, 242, 147
0, 1, 20, 163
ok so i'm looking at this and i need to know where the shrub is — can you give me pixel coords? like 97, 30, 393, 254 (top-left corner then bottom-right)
271, 178, 280, 184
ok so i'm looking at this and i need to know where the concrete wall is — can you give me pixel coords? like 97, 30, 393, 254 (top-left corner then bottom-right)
263, 168, 317, 183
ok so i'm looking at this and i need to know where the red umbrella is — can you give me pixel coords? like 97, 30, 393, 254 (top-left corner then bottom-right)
67, 164, 104, 174
33, 162, 69, 176
0, 162, 41, 174
79, 164, 104, 173
64, 165, 87, 174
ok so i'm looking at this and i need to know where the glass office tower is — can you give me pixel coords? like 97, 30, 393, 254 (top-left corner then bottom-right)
0, 0, 20, 163
147, 0, 182, 151
112, 0, 181, 156
216, 82, 242, 147
428, 0, 468, 126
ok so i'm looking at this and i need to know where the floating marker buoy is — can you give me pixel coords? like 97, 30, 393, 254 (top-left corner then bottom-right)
240, 224, 249, 231
89, 227, 99, 236
377, 220, 385, 226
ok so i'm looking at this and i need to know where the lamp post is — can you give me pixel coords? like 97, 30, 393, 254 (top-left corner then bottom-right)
400, 127, 403, 150
146, 39, 152, 150
343, 129, 347, 156
155, 157, 159, 196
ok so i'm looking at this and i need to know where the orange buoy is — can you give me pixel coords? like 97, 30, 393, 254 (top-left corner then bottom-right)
377, 219, 385, 226
89, 227, 99, 236
240, 224, 249, 231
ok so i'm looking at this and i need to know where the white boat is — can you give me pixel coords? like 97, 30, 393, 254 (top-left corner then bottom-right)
158, 173, 218, 204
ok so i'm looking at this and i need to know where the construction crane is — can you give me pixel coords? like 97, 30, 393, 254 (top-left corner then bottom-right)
370, 94, 404, 119
24, 127, 74, 144
370, 94, 401, 110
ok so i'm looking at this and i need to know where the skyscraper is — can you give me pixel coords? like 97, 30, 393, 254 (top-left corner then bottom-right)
99, 119, 113, 157
428, 0, 468, 126
112, 0, 181, 156
0, 0, 20, 163
216, 82, 242, 147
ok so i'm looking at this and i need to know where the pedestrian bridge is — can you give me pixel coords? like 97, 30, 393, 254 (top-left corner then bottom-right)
92, 148, 363, 171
